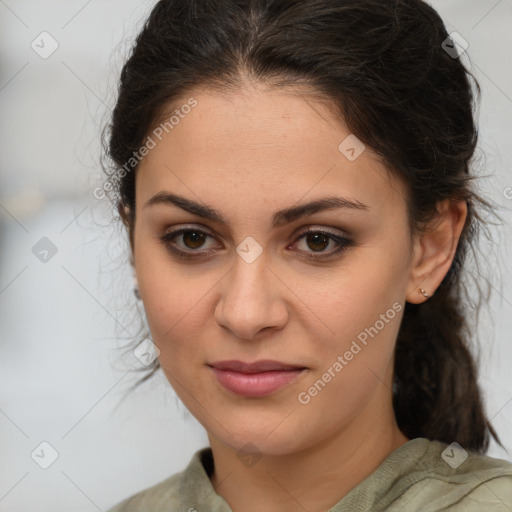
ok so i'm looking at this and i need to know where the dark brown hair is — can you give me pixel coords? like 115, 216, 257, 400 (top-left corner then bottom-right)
102, 0, 504, 453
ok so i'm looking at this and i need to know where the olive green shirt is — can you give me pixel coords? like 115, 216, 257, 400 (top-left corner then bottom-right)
107, 437, 512, 511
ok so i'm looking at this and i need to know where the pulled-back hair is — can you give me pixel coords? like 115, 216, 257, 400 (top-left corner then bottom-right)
102, 0, 503, 453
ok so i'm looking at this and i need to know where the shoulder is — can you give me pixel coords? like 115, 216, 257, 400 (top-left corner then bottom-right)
105, 447, 213, 512
105, 472, 184, 512
390, 439, 512, 511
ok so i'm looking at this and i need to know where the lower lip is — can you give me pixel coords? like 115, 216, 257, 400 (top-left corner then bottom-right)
209, 367, 307, 397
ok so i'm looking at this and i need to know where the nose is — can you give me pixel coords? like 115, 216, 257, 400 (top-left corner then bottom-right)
214, 251, 289, 340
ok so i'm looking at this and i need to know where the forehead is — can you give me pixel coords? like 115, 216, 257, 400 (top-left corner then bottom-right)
135, 84, 407, 221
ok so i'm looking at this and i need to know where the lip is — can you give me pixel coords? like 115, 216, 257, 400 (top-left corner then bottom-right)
208, 360, 308, 398
209, 359, 306, 373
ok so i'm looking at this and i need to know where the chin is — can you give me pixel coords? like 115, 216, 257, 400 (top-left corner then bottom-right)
210, 420, 315, 458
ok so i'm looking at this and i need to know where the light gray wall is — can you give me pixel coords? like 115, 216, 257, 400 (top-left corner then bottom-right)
0, 1, 511, 510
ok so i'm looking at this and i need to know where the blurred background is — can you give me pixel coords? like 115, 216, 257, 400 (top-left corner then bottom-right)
0, 0, 511, 510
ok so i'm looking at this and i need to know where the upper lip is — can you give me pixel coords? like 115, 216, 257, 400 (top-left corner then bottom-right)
208, 360, 307, 373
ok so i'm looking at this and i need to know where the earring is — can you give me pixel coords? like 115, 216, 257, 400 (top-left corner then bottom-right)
419, 288, 430, 299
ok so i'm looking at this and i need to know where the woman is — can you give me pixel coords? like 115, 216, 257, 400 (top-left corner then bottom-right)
102, 0, 512, 510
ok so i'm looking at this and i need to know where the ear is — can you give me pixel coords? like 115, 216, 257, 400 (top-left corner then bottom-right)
117, 200, 135, 263
406, 199, 468, 304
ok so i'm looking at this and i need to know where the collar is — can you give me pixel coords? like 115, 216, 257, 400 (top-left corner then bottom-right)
174, 438, 435, 511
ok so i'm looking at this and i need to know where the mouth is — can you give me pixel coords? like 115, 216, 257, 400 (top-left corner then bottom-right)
207, 360, 308, 398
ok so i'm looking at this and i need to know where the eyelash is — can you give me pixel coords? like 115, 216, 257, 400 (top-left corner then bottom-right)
158, 226, 355, 261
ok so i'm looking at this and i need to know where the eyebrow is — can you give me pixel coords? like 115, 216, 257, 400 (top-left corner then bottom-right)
143, 192, 370, 228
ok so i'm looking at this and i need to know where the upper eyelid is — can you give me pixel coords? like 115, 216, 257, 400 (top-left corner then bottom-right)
159, 225, 354, 262
162, 225, 350, 253
163, 223, 349, 240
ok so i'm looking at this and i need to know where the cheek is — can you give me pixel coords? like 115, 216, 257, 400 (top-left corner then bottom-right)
134, 242, 195, 343
305, 247, 408, 371
134, 220, 409, 367
140, 273, 203, 345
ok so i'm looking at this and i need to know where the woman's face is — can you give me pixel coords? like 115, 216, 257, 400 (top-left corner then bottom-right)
132, 82, 415, 455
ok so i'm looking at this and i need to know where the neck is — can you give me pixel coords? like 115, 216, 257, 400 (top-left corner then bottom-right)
207, 395, 409, 512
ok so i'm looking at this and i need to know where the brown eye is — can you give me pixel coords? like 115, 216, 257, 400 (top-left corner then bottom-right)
159, 228, 218, 258
159, 226, 354, 262
304, 232, 330, 252
291, 228, 354, 261
182, 230, 207, 249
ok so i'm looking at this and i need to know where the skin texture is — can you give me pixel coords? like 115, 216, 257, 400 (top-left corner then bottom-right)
128, 78, 467, 512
